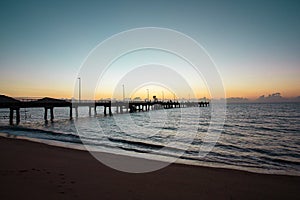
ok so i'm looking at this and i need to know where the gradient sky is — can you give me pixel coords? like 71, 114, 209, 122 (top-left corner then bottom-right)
0, 0, 299, 99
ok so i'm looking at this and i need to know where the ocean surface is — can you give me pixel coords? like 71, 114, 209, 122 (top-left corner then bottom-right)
0, 102, 299, 175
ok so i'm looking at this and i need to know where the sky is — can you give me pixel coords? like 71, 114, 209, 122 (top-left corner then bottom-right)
0, 0, 299, 99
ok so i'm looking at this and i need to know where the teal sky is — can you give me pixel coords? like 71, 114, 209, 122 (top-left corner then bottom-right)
0, 0, 299, 98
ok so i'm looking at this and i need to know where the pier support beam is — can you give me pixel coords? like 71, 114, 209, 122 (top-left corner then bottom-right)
75, 107, 78, 118
9, 107, 21, 125
50, 108, 54, 122
69, 107, 73, 120
109, 106, 112, 116
16, 108, 20, 125
94, 106, 97, 115
89, 106, 92, 116
44, 108, 48, 122
9, 108, 13, 125
44, 107, 54, 122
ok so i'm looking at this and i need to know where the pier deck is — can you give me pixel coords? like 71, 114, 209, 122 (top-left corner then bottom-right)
0, 95, 209, 125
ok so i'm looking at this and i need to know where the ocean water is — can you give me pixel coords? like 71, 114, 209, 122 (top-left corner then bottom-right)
0, 103, 299, 175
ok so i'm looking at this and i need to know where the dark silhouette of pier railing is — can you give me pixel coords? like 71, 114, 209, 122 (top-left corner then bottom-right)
0, 95, 209, 125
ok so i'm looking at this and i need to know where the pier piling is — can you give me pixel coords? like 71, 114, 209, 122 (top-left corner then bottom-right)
109, 106, 112, 116
69, 106, 73, 119
94, 106, 97, 115
9, 108, 13, 125
16, 108, 20, 125
50, 108, 54, 122
75, 107, 78, 118
44, 108, 48, 122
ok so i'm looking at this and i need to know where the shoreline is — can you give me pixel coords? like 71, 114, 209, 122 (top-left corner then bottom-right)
0, 136, 299, 199
1, 132, 299, 177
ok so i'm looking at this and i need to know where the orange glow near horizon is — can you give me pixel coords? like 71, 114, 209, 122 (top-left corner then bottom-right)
1, 65, 299, 100
2, 84, 299, 100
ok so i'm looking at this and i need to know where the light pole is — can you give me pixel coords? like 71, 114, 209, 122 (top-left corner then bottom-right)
78, 77, 81, 102
162, 91, 164, 102
173, 92, 175, 102
122, 84, 125, 101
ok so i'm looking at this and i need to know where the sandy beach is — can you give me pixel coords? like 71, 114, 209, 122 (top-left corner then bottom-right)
0, 136, 299, 200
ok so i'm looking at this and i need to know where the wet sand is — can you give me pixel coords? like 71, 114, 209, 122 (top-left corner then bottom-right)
0, 136, 299, 200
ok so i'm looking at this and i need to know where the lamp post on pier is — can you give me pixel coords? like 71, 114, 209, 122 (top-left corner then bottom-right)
78, 77, 81, 102
122, 84, 125, 101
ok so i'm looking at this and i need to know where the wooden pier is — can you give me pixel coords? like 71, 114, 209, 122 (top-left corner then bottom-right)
0, 95, 209, 125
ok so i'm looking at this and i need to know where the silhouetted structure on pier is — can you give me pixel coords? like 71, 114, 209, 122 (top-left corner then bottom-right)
0, 95, 209, 125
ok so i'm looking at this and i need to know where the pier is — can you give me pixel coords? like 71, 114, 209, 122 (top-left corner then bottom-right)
0, 95, 209, 125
